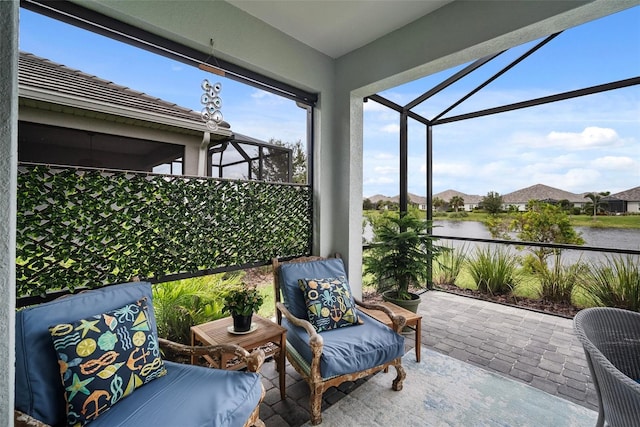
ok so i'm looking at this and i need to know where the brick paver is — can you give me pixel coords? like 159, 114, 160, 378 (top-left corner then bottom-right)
258, 290, 595, 427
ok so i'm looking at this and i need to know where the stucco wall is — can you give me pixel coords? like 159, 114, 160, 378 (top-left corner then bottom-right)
1, 1, 18, 424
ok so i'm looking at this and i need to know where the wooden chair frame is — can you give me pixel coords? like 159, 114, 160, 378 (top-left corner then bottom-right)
272, 254, 406, 425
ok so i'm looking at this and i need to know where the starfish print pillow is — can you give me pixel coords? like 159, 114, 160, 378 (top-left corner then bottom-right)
48, 297, 167, 426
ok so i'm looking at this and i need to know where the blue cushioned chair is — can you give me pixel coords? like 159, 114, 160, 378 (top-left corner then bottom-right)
15, 281, 266, 427
272, 254, 406, 425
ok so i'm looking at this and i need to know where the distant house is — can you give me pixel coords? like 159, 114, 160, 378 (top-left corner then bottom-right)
18, 52, 293, 182
433, 190, 482, 212
367, 193, 430, 210
603, 186, 640, 214
501, 184, 585, 212
368, 184, 639, 214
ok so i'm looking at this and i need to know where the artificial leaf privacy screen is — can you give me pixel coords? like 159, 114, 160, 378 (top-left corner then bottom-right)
17, 164, 312, 297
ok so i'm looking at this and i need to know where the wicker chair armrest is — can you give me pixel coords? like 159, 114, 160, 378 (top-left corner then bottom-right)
355, 298, 407, 333
159, 338, 265, 373
276, 302, 323, 347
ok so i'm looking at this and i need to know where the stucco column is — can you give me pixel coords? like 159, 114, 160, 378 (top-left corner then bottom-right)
0, 1, 18, 424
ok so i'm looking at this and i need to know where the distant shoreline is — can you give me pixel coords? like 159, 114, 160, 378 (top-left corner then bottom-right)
363, 210, 640, 230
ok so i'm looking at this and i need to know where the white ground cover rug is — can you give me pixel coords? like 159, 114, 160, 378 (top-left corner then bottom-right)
304, 348, 598, 426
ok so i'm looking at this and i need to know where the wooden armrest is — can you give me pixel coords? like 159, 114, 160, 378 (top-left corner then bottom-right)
15, 411, 51, 427
158, 338, 265, 373
355, 299, 407, 334
276, 302, 323, 348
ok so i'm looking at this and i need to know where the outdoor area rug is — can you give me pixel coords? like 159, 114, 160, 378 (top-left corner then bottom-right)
303, 348, 598, 426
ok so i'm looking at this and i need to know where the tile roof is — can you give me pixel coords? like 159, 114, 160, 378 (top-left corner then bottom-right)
434, 189, 483, 204
607, 186, 640, 201
18, 51, 230, 134
502, 184, 584, 203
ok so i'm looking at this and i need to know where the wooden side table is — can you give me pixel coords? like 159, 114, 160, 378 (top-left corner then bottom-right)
358, 301, 422, 362
191, 314, 287, 399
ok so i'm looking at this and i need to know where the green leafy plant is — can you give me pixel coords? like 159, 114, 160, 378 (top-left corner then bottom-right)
467, 246, 520, 295
364, 211, 446, 300
433, 244, 468, 286
510, 201, 584, 265
533, 253, 585, 304
223, 283, 265, 316
152, 273, 243, 343
579, 254, 640, 311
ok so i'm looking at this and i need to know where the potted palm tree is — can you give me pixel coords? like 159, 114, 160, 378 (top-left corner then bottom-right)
223, 283, 264, 332
364, 211, 446, 312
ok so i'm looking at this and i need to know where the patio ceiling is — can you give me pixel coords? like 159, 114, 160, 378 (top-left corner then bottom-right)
225, 0, 454, 59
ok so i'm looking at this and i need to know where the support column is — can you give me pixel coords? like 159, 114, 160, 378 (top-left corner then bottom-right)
0, 1, 19, 425
399, 111, 408, 215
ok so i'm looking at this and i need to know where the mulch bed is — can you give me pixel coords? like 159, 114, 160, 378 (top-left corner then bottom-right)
432, 283, 580, 318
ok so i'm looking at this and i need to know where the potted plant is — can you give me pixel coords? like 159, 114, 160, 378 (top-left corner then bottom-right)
364, 211, 447, 312
223, 283, 264, 332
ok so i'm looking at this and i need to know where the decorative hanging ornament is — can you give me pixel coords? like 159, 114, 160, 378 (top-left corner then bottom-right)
201, 78, 223, 131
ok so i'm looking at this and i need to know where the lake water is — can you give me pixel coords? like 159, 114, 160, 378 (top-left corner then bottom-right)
363, 219, 640, 263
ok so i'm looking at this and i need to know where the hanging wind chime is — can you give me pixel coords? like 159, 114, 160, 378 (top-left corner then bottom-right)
199, 38, 224, 131
201, 79, 223, 131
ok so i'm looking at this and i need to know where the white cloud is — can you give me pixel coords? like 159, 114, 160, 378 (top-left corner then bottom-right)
430, 162, 469, 175
363, 101, 390, 112
374, 152, 396, 160
373, 165, 398, 175
547, 127, 620, 149
590, 156, 638, 170
382, 124, 400, 133
249, 90, 287, 107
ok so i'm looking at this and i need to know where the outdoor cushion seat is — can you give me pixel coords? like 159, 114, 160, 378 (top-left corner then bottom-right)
15, 281, 265, 427
86, 361, 262, 427
272, 254, 406, 425
574, 307, 640, 427
283, 312, 405, 378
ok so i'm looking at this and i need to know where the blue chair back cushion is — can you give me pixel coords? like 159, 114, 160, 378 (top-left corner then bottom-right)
15, 282, 158, 426
283, 312, 404, 378
278, 258, 348, 320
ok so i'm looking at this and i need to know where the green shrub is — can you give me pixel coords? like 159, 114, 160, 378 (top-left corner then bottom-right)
448, 211, 468, 219
152, 272, 244, 343
579, 254, 640, 311
534, 253, 585, 304
433, 244, 468, 286
467, 246, 520, 295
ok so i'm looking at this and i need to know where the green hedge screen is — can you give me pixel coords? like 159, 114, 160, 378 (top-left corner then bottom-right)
17, 164, 312, 297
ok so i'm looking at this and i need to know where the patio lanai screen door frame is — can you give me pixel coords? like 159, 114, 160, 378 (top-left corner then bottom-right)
366, 30, 640, 271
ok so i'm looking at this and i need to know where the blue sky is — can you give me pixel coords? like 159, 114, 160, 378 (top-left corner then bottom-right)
364, 6, 640, 198
19, 6, 639, 198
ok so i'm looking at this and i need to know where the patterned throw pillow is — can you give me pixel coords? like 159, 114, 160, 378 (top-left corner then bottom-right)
298, 276, 360, 332
48, 298, 167, 426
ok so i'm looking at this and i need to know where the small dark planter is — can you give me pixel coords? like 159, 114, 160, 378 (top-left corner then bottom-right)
382, 291, 421, 333
381, 290, 421, 313
232, 313, 253, 332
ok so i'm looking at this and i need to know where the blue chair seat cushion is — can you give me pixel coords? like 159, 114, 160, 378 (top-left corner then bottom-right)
283, 313, 404, 378
86, 361, 262, 427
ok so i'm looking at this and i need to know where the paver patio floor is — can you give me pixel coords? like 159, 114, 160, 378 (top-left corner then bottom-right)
258, 290, 597, 427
